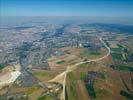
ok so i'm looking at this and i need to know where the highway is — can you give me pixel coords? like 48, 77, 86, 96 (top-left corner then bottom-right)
49, 36, 111, 100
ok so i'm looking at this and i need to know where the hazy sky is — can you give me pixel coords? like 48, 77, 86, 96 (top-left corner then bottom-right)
1, 0, 133, 17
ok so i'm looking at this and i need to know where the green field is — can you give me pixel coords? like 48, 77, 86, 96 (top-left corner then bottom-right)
67, 72, 78, 100
85, 81, 96, 98
37, 95, 52, 100
80, 49, 100, 57
80, 72, 87, 80
117, 65, 133, 72
111, 53, 122, 60
120, 90, 133, 99
78, 63, 88, 68
33, 71, 51, 77
56, 60, 65, 64
111, 48, 122, 53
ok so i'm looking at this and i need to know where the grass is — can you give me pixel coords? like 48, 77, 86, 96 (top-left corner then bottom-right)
25, 86, 40, 95
128, 67, 133, 72
67, 72, 78, 100
80, 49, 100, 57
78, 63, 88, 68
68, 72, 76, 80
117, 44, 124, 48
111, 45, 123, 61
115, 65, 133, 72
69, 82, 78, 100
120, 90, 133, 100
111, 53, 122, 60
99, 73, 106, 80
118, 65, 129, 71
56, 60, 65, 64
111, 48, 122, 53
85, 81, 96, 98
37, 95, 52, 100
33, 71, 51, 77
96, 88, 109, 98
80, 72, 87, 80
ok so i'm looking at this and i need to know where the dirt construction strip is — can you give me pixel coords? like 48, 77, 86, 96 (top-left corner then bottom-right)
0, 64, 21, 88
0, 71, 21, 87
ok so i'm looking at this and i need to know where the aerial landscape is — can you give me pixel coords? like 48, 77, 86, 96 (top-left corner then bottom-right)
0, 0, 133, 100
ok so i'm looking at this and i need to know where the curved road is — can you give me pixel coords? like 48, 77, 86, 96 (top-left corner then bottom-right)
49, 36, 111, 100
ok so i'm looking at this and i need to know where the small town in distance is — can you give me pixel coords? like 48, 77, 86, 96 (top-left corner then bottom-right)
0, 0, 133, 100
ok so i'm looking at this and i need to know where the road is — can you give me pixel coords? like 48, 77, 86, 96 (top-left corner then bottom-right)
49, 36, 111, 100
